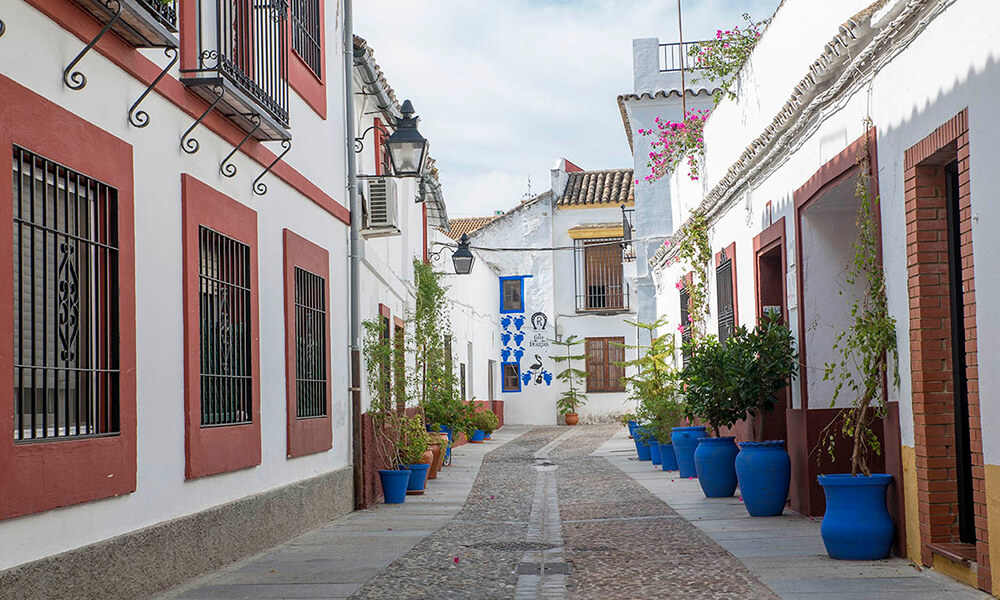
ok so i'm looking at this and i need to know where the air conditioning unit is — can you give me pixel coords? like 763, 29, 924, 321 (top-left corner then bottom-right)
361, 177, 400, 238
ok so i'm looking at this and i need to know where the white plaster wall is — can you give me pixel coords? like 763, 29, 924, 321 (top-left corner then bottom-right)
0, 0, 353, 570
648, 0, 1000, 459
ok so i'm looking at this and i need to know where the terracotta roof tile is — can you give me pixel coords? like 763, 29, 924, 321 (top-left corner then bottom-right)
558, 168, 635, 207
442, 216, 497, 240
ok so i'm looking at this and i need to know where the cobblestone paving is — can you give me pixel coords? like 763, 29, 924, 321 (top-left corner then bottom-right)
554, 425, 779, 600
350, 427, 563, 600
350, 426, 777, 599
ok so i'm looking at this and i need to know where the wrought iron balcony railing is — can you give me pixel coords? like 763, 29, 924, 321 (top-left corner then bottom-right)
574, 238, 631, 314
658, 41, 709, 73
72, 0, 178, 48
181, 0, 292, 141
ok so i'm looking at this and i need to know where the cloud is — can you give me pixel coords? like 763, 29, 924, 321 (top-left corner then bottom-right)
355, 0, 778, 218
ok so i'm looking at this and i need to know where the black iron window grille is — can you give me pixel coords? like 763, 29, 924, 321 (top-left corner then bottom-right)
13, 147, 120, 442
574, 238, 629, 312
290, 0, 321, 78
679, 285, 692, 366
181, 0, 291, 140
584, 337, 625, 393
199, 226, 253, 427
294, 267, 326, 418
716, 255, 735, 346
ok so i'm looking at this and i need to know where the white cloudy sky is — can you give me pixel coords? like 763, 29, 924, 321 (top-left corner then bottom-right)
355, 1, 778, 218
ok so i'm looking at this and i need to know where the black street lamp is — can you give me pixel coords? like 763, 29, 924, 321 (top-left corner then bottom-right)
451, 234, 475, 275
385, 99, 429, 178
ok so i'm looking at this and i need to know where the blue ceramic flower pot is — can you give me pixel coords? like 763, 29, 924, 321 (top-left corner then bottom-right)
471, 429, 486, 443
633, 426, 652, 461
736, 441, 790, 516
671, 426, 707, 478
660, 443, 678, 472
627, 419, 638, 438
694, 437, 739, 497
649, 440, 662, 465
405, 463, 430, 494
379, 469, 411, 504
818, 474, 894, 560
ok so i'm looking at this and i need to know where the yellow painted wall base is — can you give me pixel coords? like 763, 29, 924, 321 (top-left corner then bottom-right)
932, 555, 978, 588
901, 445, 922, 564
986, 463, 1000, 596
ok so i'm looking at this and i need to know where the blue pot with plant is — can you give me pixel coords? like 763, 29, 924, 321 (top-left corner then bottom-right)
671, 426, 706, 477
694, 436, 740, 497
660, 442, 678, 471
379, 469, 411, 504
405, 463, 430, 495
628, 419, 638, 438
634, 426, 652, 461
819, 474, 894, 560
470, 429, 486, 443
736, 441, 790, 516
649, 440, 662, 466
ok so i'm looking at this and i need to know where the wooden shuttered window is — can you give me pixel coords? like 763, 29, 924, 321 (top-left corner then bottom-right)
584, 337, 625, 392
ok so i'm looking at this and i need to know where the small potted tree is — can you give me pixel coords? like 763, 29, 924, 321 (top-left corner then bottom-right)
817, 159, 899, 560
400, 415, 432, 495
363, 318, 410, 504
682, 335, 746, 497
551, 334, 588, 426
727, 316, 798, 516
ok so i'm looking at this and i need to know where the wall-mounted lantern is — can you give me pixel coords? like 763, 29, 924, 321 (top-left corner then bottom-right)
385, 100, 429, 178
451, 234, 475, 275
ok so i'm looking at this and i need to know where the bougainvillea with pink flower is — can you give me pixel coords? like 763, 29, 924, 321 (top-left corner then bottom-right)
637, 109, 710, 182
689, 13, 769, 103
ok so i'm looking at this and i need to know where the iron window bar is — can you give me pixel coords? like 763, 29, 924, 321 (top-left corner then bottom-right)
680, 285, 692, 366
294, 267, 327, 419
65, 0, 179, 92
13, 147, 121, 442
574, 237, 630, 313
716, 254, 735, 346
658, 40, 709, 73
180, 0, 292, 142
622, 206, 636, 263
198, 226, 253, 427
290, 0, 322, 78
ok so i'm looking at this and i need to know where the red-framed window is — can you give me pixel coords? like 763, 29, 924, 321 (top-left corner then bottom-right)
289, 0, 327, 118
715, 242, 738, 346
0, 74, 137, 520
182, 174, 261, 479
283, 229, 332, 458
373, 118, 391, 177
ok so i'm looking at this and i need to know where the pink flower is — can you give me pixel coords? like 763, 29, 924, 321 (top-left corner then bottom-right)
675, 281, 684, 291
664, 240, 672, 248
454, 557, 460, 564
687, 314, 693, 323
677, 325, 686, 334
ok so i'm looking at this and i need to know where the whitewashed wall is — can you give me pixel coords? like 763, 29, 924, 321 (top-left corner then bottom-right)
648, 0, 1000, 460
0, 0, 353, 571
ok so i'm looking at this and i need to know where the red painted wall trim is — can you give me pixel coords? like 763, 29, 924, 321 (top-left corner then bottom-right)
393, 316, 405, 329
793, 129, 878, 410
715, 241, 739, 328
288, 0, 328, 120
378, 303, 391, 320
27, 0, 348, 225
283, 229, 333, 458
752, 217, 786, 325
373, 118, 386, 177
0, 74, 137, 520
182, 174, 262, 479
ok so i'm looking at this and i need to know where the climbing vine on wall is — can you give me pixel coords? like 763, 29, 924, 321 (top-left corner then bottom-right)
674, 210, 711, 340
819, 128, 900, 476
689, 13, 769, 104
638, 109, 711, 182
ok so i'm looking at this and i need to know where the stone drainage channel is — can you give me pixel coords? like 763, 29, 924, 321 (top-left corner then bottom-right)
513, 428, 578, 600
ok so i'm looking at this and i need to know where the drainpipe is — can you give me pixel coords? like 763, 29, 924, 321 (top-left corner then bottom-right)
344, 0, 364, 510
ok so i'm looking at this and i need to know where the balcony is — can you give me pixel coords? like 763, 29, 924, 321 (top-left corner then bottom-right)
180, 0, 291, 141
658, 40, 709, 73
72, 0, 178, 48
574, 238, 630, 314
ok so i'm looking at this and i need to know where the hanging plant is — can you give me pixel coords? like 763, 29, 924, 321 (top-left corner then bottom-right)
689, 14, 769, 104
638, 109, 710, 182
819, 136, 900, 476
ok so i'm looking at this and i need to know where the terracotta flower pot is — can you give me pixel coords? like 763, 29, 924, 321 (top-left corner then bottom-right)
427, 443, 442, 479
565, 413, 579, 426
434, 432, 449, 470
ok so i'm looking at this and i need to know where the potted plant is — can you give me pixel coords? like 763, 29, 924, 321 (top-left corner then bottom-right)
726, 315, 798, 516
551, 334, 588, 425
473, 410, 499, 441
621, 319, 685, 472
682, 335, 746, 497
363, 318, 410, 504
817, 157, 899, 560
619, 412, 637, 438
400, 415, 431, 495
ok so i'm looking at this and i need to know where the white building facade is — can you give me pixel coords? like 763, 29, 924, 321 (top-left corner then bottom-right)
639, 0, 1000, 595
